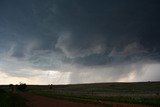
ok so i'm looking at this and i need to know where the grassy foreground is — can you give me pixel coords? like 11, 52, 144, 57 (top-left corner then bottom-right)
28, 82, 160, 106
31, 90, 160, 106
0, 92, 27, 107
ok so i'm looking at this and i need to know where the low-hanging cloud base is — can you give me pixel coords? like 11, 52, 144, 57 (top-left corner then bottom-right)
0, 0, 160, 84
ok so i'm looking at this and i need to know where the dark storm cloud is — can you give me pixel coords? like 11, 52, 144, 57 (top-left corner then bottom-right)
54, 0, 160, 66
0, 0, 160, 83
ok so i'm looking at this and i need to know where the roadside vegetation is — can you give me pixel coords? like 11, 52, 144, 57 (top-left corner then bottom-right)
0, 84, 28, 107
0, 92, 27, 107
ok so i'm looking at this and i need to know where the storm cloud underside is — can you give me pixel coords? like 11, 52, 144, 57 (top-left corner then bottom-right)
0, 0, 160, 84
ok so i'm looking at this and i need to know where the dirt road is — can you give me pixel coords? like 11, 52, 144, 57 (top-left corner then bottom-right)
19, 93, 101, 107
19, 93, 152, 107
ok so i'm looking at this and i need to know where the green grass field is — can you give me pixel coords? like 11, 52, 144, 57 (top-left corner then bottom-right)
27, 82, 160, 106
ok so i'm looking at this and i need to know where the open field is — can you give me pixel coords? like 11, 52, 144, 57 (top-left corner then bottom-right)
28, 82, 160, 106
0, 82, 160, 107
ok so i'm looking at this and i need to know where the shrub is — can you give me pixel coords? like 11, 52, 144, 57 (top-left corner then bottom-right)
17, 83, 27, 91
9, 84, 14, 92
49, 84, 53, 89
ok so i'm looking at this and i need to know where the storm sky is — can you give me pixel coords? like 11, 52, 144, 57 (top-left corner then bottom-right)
0, 0, 160, 84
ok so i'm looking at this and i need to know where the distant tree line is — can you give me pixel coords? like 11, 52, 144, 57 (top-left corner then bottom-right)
9, 83, 27, 92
